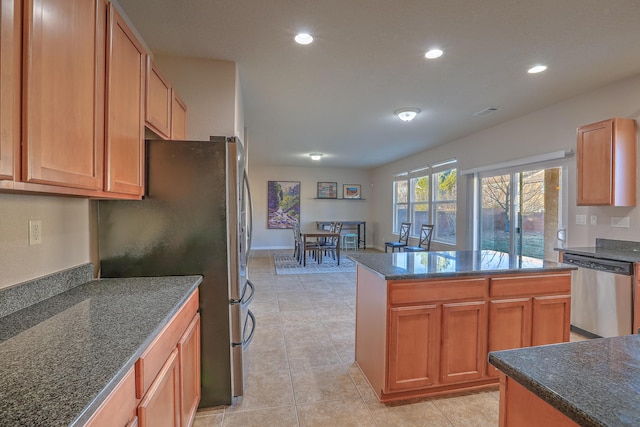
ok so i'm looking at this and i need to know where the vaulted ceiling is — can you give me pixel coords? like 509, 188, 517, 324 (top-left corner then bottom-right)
118, 0, 640, 168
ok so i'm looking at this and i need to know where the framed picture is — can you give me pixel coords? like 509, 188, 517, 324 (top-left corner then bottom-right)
343, 184, 361, 199
267, 181, 300, 229
317, 182, 338, 199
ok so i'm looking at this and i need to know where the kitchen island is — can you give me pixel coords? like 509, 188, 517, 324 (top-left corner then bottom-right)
0, 272, 201, 426
350, 250, 575, 402
489, 335, 640, 426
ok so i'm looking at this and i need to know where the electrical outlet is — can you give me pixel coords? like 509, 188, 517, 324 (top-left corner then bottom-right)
29, 220, 42, 245
576, 214, 586, 225
590, 215, 598, 225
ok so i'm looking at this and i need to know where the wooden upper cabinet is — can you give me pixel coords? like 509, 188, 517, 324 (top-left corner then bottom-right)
577, 118, 637, 206
0, 0, 21, 181
145, 58, 171, 139
22, 0, 106, 190
105, 4, 146, 196
171, 89, 187, 140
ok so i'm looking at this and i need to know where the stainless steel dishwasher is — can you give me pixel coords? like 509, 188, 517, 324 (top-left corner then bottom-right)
562, 253, 634, 338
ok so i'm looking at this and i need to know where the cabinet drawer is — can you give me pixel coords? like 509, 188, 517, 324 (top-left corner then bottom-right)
389, 277, 487, 306
135, 289, 199, 398
490, 274, 571, 298
86, 366, 137, 427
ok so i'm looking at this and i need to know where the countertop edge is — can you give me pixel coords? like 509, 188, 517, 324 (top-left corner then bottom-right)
488, 353, 600, 427
70, 275, 202, 427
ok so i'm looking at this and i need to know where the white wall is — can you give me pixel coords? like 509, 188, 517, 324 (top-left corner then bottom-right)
370, 74, 640, 250
0, 194, 90, 289
153, 55, 240, 140
249, 165, 373, 249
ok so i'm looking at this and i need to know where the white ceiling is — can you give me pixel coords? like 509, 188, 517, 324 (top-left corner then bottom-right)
117, 0, 640, 169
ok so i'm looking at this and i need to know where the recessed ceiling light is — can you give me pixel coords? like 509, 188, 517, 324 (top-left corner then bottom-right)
309, 152, 323, 160
425, 49, 443, 59
394, 108, 420, 122
295, 33, 313, 45
528, 65, 548, 74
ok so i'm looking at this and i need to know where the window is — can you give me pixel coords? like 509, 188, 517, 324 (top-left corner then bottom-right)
432, 164, 457, 244
409, 168, 429, 236
392, 161, 457, 244
392, 173, 408, 233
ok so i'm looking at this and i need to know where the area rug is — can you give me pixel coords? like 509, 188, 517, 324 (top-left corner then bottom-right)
274, 253, 356, 275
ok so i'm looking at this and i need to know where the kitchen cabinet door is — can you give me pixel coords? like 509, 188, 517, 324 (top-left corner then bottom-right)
531, 295, 570, 346
22, 0, 106, 190
387, 304, 440, 392
577, 118, 636, 206
145, 58, 171, 139
487, 298, 532, 377
178, 314, 200, 427
138, 348, 181, 427
105, 4, 145, 196
171, 89, 187, 140
0, 0, 20, 181
85, 366, 137, 427
440, 301, 487, 384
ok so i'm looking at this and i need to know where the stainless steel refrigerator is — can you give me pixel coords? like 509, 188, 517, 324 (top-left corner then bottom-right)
98, 137, 255, 407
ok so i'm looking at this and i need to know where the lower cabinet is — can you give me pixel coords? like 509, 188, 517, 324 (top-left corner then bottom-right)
440, 301, 487, 384
138, 349, 181, 427
380, 273, 570, 398
531, 295, 571, 346
499, 374, 580, 426
179, 314, 201, 427
85, 289, 200, 427
387, 304, 439, 391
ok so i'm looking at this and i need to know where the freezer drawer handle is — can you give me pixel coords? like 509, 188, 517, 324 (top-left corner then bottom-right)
242, 309, 256, 349
230, 279, 255, 305
241, 279, 255, 307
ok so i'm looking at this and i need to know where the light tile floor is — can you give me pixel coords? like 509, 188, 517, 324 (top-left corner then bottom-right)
194, 249, 587, 427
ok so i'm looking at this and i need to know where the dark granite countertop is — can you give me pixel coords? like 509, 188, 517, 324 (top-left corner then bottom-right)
558, 238, 640, 263
489, 335, 640, 427
348, 250, 574, 280
0, 275, 202, 427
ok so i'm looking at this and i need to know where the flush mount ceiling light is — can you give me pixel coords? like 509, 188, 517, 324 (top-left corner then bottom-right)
295, 33, 313, 45
309, 152, 323, 160
528, 64, 548, 74
394, 108, 421, 122
425, 49, 443, 59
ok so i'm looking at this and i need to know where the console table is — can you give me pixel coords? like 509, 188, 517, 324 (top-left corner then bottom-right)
316, 221, 366, 249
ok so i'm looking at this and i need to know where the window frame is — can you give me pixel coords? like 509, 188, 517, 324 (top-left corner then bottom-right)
391, 160, 457, 245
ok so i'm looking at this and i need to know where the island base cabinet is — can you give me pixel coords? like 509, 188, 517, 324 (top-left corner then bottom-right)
138, 348, 181, 427
387, 305, 440, 392
499, 374, 579, 427
487, 299, 532, 377
531, 295, 570, 346
440, 301, 487, 384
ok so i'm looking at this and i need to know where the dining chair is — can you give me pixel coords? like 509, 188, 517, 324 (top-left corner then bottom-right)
319, 222, 343, 263
403, 224, 434, 252
294, 221, 322, 265
384, 222, 411, 252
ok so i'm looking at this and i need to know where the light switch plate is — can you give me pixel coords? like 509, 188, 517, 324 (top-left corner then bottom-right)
576, 214, 587, 225
611, 217, 630, 228
590, 215, 598, 225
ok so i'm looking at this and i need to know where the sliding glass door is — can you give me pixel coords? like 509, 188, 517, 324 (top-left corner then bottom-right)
478, 166, 564, 260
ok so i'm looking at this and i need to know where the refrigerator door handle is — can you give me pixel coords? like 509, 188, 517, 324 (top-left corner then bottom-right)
242, 309, 256, 349
244, 170, 254, 259
241, 279, 255, 307
231, 279, 255, 306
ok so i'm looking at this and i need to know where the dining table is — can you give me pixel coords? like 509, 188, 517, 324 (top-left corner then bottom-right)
301, 229, 341, 266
